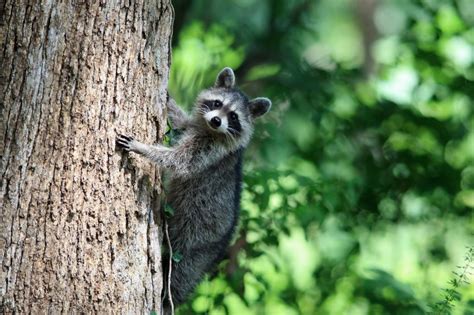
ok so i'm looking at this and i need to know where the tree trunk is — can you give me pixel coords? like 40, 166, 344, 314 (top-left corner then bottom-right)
0, 0, 173, 313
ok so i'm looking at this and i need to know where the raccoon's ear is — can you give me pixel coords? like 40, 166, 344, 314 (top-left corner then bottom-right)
249, 97, 271, 119
215, 67, 235, 88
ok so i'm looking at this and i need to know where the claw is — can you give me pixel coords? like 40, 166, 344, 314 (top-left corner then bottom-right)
118, 134, 133, 141
116, 134, 134, 151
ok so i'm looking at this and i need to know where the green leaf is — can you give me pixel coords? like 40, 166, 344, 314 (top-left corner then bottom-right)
164, 204, 175, 217
163, 121, 173, 146
172, 251, 183, 263
437, 5, 465, 35
164, 122, 184, 147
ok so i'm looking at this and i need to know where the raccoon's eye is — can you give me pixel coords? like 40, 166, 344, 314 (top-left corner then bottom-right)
229, 112, 238, 121
213, 100, 223, 109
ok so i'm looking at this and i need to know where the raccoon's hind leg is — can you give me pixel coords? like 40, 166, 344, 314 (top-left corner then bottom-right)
163, 249, 216, 308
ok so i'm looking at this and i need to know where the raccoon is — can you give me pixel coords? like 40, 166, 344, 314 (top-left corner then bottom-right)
116, 67, 271, 311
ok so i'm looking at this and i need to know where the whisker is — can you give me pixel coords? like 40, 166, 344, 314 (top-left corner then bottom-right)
227, 127, 241, 136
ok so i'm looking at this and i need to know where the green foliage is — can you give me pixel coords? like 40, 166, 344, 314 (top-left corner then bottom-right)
169, 0, 474, 314
164, 203, 175, 218
169, 22, 245, 106
432, 246, 474, 315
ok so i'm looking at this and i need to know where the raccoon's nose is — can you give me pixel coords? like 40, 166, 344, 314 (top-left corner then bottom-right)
210, 117, 221, 128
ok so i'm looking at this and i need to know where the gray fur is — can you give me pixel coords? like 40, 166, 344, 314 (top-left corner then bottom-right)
215, 67, 235, 88
166, 97, 191, 130
249, 97, 272, 119
116, 67, 271, 311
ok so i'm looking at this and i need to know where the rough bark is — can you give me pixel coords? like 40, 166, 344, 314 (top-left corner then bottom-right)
0, 0, 173, 313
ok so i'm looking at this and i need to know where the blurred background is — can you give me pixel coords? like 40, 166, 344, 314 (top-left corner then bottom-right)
167, 0, 474, 314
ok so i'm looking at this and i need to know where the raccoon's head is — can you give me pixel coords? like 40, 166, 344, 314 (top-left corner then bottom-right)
193, 67, 271, 147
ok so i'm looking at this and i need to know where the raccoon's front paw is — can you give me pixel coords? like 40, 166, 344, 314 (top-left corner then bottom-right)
116, 134, 136, 152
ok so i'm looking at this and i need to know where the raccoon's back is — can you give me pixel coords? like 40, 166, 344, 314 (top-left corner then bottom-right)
167, 149, 243, 250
